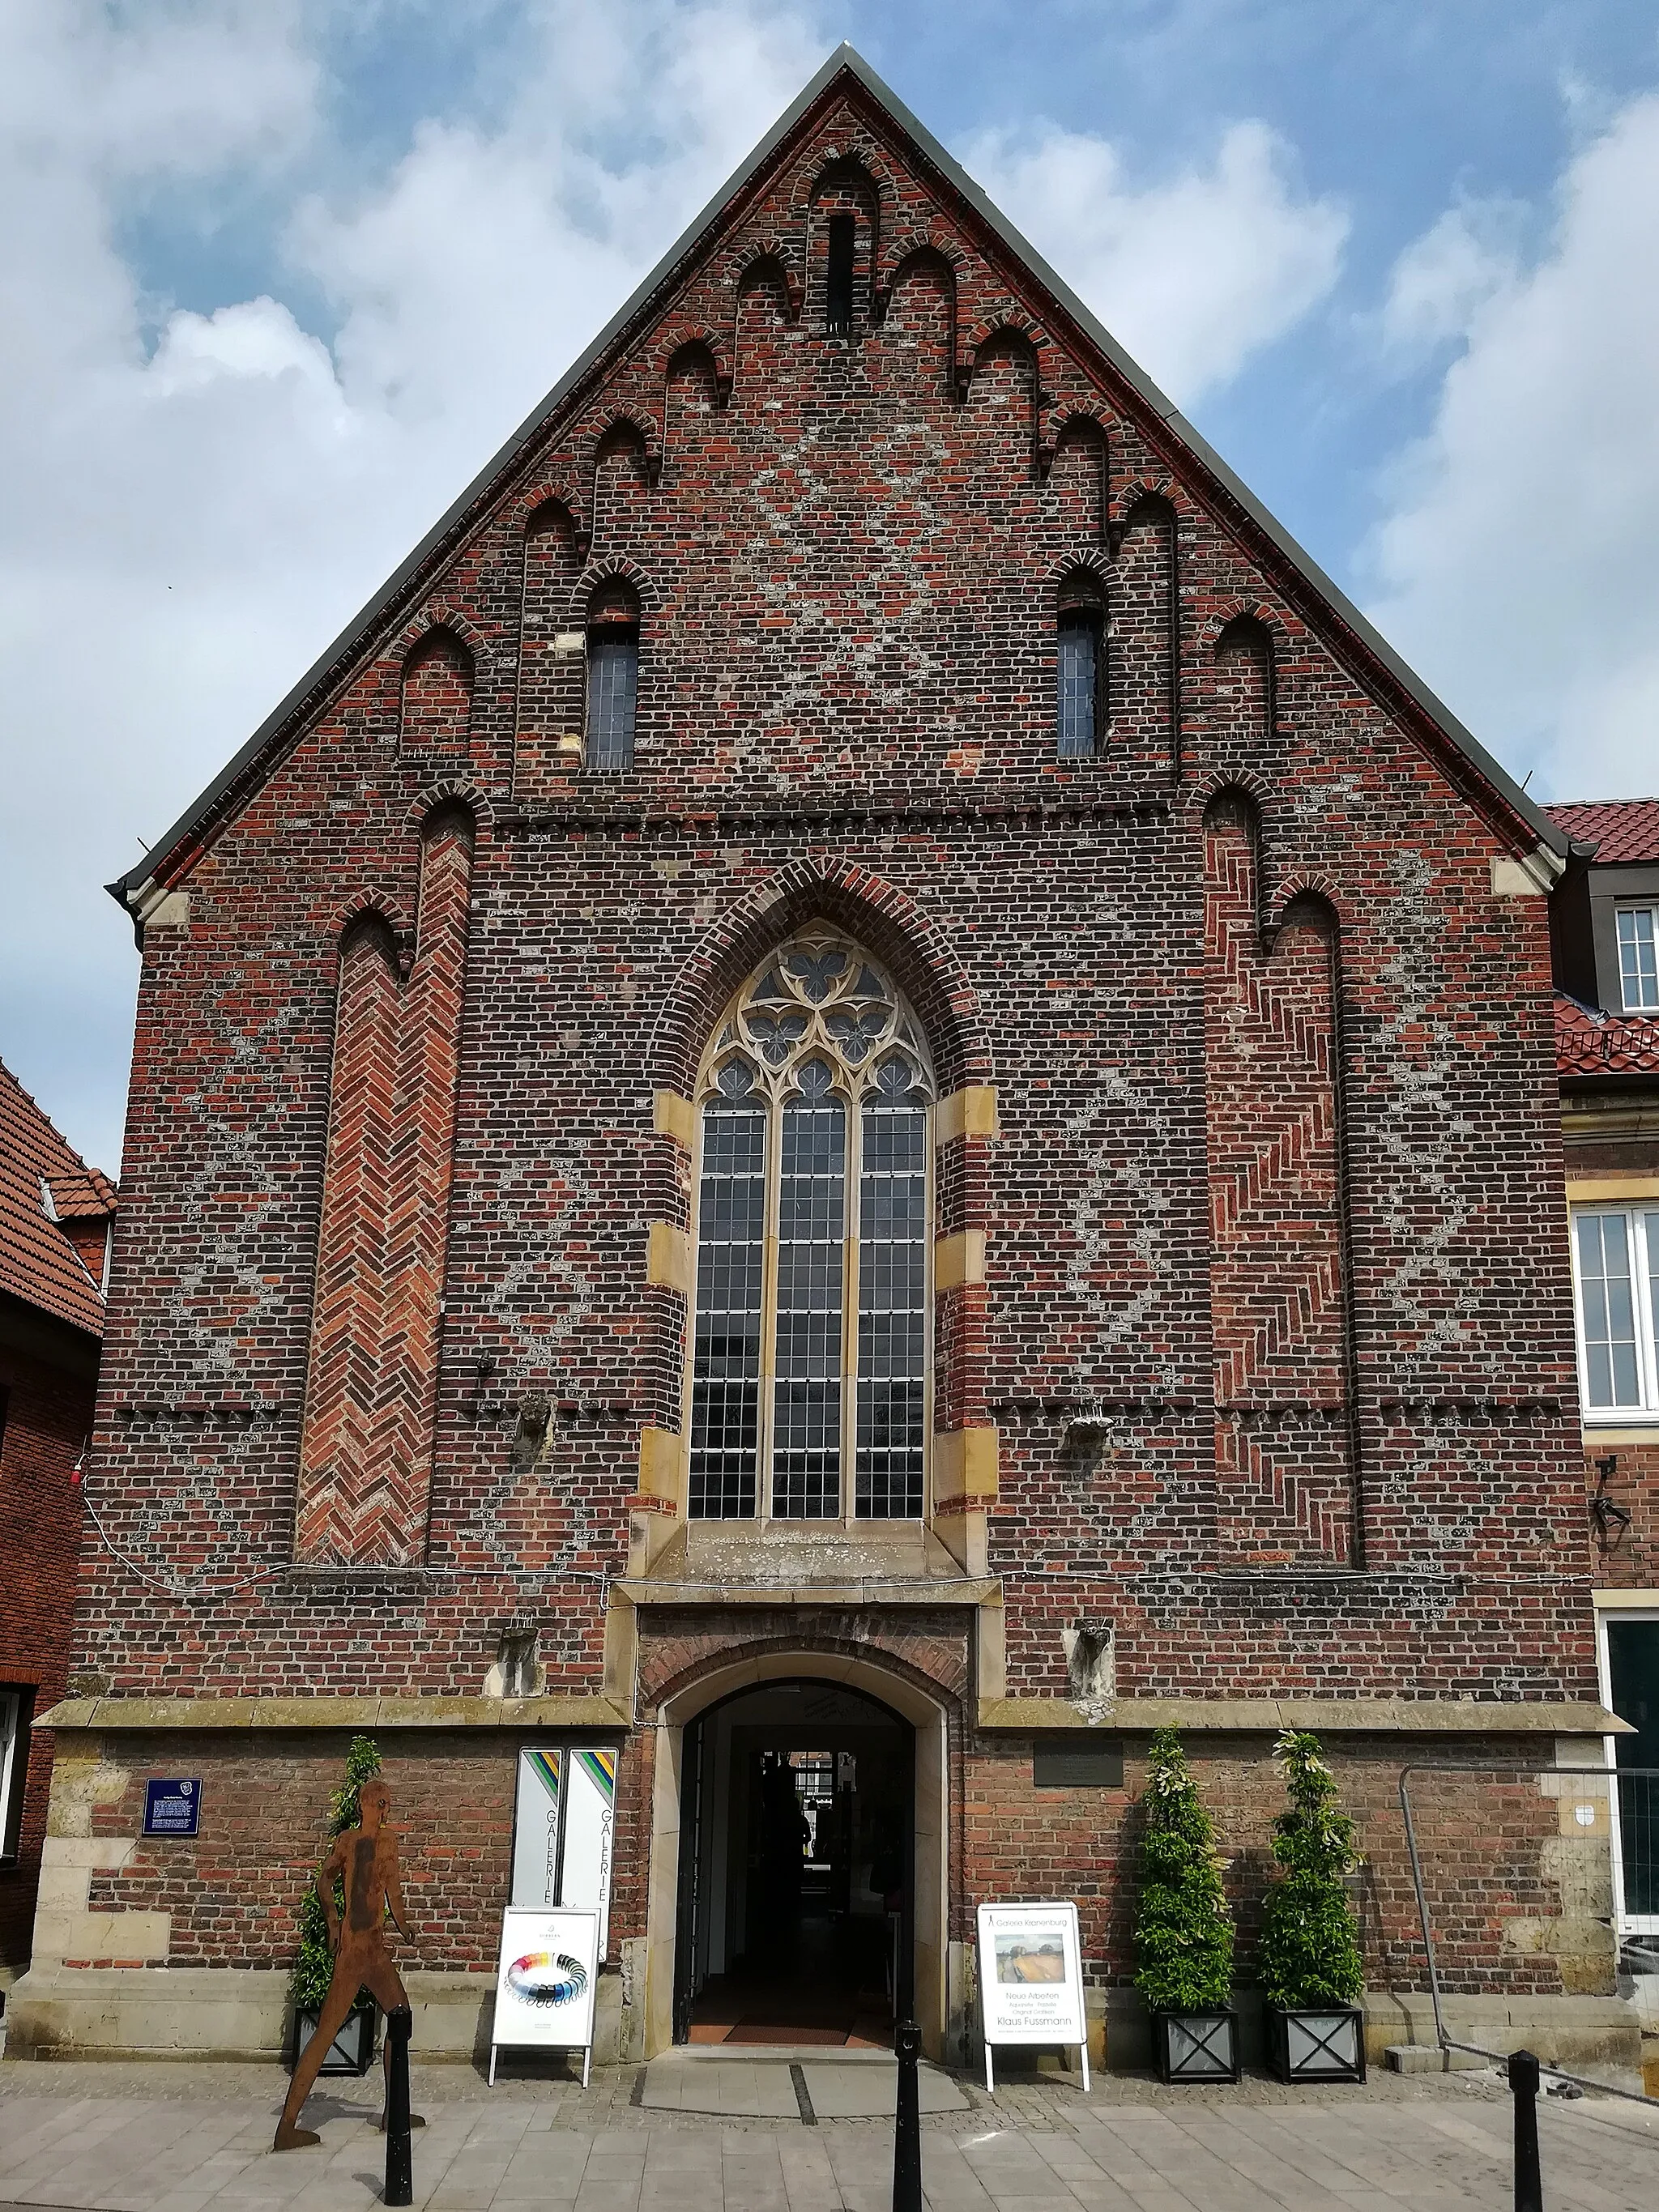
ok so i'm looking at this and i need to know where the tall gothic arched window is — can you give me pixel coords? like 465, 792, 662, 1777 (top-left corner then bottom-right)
688, 928, 933, 1524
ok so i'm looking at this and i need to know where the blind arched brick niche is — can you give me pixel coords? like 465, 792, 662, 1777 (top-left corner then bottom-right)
295, 798, 477, 1567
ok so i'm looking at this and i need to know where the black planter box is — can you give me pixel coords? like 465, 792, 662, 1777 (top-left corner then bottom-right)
1264, 2003, 1366, 2083
290, 1999, 377, 2077
1151, 2008, 1240, 2084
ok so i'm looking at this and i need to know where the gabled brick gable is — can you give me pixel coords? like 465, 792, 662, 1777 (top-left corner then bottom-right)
36, 62, 1612, 2057
112, 51, 1563, 918
79, 53, 1592, 1721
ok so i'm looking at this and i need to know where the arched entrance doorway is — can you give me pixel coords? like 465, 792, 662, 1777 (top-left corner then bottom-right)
672, 1678, 910, 2046
644, 1654, 950, 2059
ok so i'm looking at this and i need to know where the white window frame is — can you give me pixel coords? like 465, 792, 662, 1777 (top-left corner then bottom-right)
1569, 1203, 1659, 1421
1617, 903, 1659, 1013
1597, 1606, 1659, 1938
0, 1690, 22, 1865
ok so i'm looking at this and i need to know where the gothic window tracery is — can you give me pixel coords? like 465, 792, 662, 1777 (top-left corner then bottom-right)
688, 928, 933, 1523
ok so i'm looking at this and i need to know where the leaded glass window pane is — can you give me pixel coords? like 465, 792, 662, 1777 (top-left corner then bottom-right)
689, 1084, 765, 1516
586, 627, 638, 770
688, 931, 934, 1524
773, 1068, 844, 1519
856, 1066, 927, 1519
1057, 613, 1098, 759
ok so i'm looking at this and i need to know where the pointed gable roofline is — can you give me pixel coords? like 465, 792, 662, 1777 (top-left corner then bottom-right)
108, 43, 1572, 918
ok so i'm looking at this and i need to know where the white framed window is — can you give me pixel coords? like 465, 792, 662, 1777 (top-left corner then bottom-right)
1571, 1205, 1659, 1418
1597, 1609, 1659, 1938
1618, 905, 1659, 1012
686, 928, 933, 1524
0, 1689, 25, 1864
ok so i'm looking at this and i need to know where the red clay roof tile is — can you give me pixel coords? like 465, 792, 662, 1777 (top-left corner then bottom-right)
0, 1059, 113, 1337
1544, 799, 1659, 863
1556, 993, 1659, 1077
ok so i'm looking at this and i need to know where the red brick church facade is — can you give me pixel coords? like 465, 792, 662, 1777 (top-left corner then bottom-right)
12, 51, 1626, 2069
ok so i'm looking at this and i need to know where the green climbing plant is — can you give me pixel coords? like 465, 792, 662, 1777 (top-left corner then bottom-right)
1132, 1728, 1235, 2014
288, 1734, 382, 2015
1254, 1728, 1364, 2010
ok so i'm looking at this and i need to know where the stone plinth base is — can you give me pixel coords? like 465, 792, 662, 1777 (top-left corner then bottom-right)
1095, 1987, 1639, 2076
2, 1960, 643, 2069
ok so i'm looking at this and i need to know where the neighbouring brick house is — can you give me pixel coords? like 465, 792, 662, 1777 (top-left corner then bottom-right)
0, 1060, 113, 2002
1546, 799, 1659, 1962
11, 49, 1633, 2070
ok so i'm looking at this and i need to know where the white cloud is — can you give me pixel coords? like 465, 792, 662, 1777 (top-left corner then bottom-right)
1378, 197, 1525, 359
1367, 92, 1659, 804
0, 0, 823, 1170
966, 118, 1348, 406
0, 0, 318, 178
0, 2, 1350, 1172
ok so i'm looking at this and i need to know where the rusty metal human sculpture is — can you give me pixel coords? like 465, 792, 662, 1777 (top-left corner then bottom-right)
274, 1776, 421, 2151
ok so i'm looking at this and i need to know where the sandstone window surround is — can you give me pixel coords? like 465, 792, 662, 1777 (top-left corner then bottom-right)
1572, 1204, 1659, 1418
684, 928, 934, 1525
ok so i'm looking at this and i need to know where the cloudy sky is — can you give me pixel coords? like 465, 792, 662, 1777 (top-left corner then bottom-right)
6, 0, 1659, 1173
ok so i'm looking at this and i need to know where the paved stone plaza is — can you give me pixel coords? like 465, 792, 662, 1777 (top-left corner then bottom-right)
2, 2057, 1657, 2212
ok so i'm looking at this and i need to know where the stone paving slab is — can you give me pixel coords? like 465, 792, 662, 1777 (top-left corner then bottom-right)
638, 2058, 966, 2120
798, 2062, 966, 2119
2, 2059, 1658, 2212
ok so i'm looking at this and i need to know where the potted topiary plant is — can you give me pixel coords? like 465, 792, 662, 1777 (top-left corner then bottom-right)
1256, 1728, 1367, 2082
288, 1733, 383, 2077
1133, 1728, 1239, 2082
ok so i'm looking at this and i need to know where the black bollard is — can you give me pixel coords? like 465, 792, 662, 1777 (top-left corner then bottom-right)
385, 2007, 414, 2209
893, 2019, 922, 2212
1509, 2049, 1542, 2212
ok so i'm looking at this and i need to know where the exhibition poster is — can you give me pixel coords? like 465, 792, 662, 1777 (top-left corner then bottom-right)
975, 1901, 1090, 2091
489, 1905, 601, 2086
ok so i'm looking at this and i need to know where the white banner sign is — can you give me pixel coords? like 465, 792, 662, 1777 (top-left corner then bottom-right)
509, 1745, 617, 1957
976, 1901, 1087, 2048
490, 1906, 600, 2083
510, 1749, 562, 1908
561, 1747, 616, 1958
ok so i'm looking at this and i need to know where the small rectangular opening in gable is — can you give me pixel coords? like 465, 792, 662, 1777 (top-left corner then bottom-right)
826, 213, 855, 334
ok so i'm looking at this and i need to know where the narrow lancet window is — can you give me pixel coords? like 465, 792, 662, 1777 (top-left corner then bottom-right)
586, 582, 639, 769
1056, 595, 1102, 758
825, 213, 855, 334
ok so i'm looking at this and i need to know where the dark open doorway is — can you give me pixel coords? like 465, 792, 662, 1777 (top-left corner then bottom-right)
672, 1677, 914, 2047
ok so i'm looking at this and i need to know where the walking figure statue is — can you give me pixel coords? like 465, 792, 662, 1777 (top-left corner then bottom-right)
274, 1776, 424, 2150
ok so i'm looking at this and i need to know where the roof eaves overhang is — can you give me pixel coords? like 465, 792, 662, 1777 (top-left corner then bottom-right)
108, 41, 1569, 912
